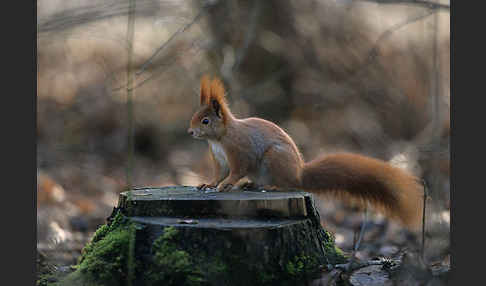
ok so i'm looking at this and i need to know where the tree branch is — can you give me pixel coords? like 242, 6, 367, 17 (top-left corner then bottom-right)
354, 0, 449, 10
344, 9, 437, 81
135, 8, 206, 77
231, 0, 262, 72
37, 0, 162, 34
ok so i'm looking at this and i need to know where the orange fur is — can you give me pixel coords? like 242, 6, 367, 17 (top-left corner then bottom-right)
200, 75, 211, 105
189, 75, 423, 229
302, 153, 423, 228
210, 78, 228, 106
198, 76, 231, 123
209, 77, 230, 123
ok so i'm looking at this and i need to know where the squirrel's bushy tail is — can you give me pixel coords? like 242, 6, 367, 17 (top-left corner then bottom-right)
301, 153, 423, 229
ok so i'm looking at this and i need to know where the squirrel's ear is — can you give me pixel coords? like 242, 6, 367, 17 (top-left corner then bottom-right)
204, 78, 228, 121
211, 99, 222, 118
200, 75, 211, 105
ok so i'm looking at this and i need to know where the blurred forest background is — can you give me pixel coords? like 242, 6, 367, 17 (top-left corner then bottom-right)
37, 0, 450, 283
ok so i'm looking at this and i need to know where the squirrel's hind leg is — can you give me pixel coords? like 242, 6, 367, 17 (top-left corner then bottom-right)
258, 145, 302, 188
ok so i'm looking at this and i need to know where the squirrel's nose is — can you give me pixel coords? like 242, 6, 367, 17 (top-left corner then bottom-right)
188, 128, 194, 136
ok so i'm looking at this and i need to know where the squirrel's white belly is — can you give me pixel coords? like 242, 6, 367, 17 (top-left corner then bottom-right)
208, 140, 229, 174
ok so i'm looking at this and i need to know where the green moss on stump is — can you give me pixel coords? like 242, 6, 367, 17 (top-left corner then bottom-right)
145, 226, 205, 285
321, 229, 347, 265
144, 226, 338, 286
145, 226, 231, 286
57, 211, 137, 286
53, 216, 229, 286
55, 219, 345, 286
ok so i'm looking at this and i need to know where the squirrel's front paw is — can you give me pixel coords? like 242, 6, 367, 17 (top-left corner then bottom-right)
197, 183, 217, 191
217, 183, 234, 192
239, 181, 257, 190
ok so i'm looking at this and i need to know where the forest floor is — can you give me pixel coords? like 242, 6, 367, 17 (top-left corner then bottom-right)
37, 169, 450, 285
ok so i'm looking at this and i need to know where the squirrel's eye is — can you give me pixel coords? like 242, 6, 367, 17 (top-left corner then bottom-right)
202, 118, 210, 125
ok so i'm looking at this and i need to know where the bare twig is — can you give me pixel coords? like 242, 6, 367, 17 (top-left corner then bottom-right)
334, 255, 401, 273
355, 208, 368, 253
346, 208, 369, 271
421, 180, 428, 261
110, 5, 210, 93
422, 2, 442, 263
125, 0, 136, 191
354, 0, 450, 10
232, 68, 289, 99
330, 255, 400, 285
125, 0, 136, 285
347, 9, 437, 81
332, 207, 369, 276
135, 8, 206, 77
232, 0, 262, 72
111, 59, 177, 93
335, 258, 387, 271
37, 0, 162, 34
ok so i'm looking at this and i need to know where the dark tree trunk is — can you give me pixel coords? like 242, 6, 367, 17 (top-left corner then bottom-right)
68, 186, 346, 286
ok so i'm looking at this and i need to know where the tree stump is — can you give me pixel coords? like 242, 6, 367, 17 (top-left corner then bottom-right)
66, 186, 346, 286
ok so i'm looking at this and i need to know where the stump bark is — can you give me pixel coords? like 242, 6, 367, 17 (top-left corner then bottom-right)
71, 186, 346, 286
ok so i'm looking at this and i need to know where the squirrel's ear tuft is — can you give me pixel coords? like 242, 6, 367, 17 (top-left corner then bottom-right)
210, 77, 229, 120
200, 75, 211, 105
200, 76, 230, 122
210, 77, 227, 107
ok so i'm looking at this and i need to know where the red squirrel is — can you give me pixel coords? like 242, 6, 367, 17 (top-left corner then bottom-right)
188, 75, 423, 228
